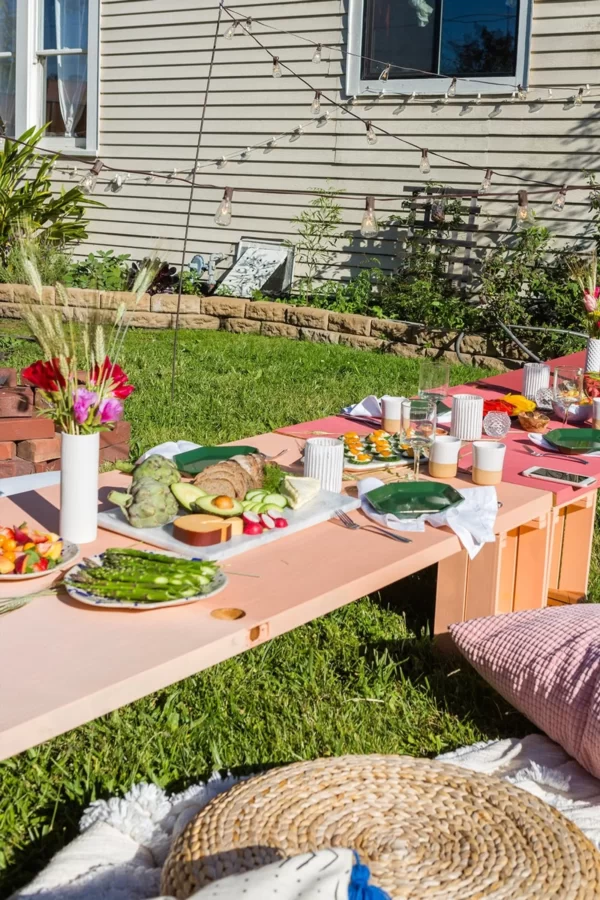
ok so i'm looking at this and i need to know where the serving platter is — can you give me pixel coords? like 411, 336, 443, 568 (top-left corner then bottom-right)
365, 482, 464, 518
98, 489, 360, 562
545, 428, 600, 454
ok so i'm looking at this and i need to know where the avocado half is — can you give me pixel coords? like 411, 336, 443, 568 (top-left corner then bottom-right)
194, 496, 245, 517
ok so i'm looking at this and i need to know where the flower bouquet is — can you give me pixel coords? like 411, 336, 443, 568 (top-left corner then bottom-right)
567, 250, 600, 374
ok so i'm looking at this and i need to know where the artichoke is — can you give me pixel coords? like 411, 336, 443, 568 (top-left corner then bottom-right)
116, 454, 181, 486
108, 477, 179, 529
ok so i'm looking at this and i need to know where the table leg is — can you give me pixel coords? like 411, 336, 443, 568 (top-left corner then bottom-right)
434, 550, 468, 635
549, 490, 597, 598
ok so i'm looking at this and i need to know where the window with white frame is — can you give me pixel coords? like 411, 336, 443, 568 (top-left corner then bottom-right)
0, 0, 99, 152
346, 0, 533, 97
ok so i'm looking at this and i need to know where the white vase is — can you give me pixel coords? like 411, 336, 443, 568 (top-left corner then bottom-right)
60, 432, 100, 544
585, 338, 600, 373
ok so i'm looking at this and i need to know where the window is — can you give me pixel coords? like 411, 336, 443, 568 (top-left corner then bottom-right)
346, 0, 533, 96
0, 0, 99, 153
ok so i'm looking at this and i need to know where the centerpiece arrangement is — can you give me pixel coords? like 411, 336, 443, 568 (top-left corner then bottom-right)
567, 250, 599, 373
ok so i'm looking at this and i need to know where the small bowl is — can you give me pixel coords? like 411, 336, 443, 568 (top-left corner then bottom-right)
551, 400, 592, 424
518, 411, 549, 433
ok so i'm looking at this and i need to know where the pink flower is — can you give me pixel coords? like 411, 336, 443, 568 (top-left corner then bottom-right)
584, 287, 600, 313
98, 397, 124, 424
73, 388, 98, 424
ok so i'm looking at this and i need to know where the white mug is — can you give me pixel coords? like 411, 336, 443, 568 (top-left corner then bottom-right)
304, 437, 344, 493
428, 435, 463, 479
472, 441, 506, 486
381, 395, 403, 434
593, 398, 600, 430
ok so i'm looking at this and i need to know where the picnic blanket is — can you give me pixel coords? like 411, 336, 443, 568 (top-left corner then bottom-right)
12, 734, 600, 900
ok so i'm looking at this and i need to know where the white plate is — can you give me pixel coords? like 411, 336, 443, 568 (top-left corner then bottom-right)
65, 552, 228, 610
0, 540, 80, 581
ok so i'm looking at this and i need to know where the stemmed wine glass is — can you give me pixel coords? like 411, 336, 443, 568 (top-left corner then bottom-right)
401, 399, 437, 481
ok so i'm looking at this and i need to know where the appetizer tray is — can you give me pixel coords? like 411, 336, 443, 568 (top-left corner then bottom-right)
341, 430, 421, 472
98, 489, 361, 562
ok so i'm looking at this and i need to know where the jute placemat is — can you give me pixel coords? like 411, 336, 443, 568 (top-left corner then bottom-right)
161, 755, 600, 898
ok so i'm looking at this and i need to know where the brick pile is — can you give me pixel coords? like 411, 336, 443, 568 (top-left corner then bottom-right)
0, 367, 131, 478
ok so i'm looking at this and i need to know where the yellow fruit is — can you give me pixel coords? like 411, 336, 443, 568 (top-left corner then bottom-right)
4, 538, 16, 551
504, 394, 536, 414
0, 556, 15, 574
23, 542, 35, 550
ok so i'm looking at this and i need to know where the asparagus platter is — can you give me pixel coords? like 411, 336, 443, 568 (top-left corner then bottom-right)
65, 548, 228, 610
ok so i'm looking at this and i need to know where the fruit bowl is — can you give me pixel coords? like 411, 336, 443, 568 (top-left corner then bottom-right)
551, 400, 592, 424
518, 411, 550, 433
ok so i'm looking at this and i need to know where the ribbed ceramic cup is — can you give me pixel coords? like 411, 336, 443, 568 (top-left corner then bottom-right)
450, 394, 483, 441
304, 437, 344, 493
522, 363, 550, 402
593, 398, 600, 430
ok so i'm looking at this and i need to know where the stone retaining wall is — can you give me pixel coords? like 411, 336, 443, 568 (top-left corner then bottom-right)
0, 285, 515, 370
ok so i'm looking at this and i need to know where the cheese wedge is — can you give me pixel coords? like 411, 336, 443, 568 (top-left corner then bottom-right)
173, 514, 232, 547
280, 476, 321, 509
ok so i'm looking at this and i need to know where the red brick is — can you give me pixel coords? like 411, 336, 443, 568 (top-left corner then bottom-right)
0, 441, 15, 460
100, 420, 131, 448
100, 443, 130, 464
34, 458, 62, 473
16, 435, 61, 463
0, 417, 55, 441
0, 387, 34, 418
0, 368, 17, 387
0, 458, 35, 477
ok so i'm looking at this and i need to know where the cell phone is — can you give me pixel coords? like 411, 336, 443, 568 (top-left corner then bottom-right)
522, 466, 597, 488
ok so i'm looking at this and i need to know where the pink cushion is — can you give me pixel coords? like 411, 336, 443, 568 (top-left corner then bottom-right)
450, 605, 600, 779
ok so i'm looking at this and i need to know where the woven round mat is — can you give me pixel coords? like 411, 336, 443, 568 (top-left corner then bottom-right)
161, 755, 600, 899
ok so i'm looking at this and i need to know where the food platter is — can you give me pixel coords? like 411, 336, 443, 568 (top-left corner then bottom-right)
0, 540, 79, 581
340, 430, 424, 472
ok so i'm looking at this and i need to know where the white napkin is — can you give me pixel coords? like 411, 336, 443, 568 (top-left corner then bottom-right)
343, 396, 452, 424
528, 432, 600, 458
358, 477, 497, 559
137, 441, 201, 463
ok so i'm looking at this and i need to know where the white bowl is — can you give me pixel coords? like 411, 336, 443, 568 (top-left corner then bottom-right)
551, 400, 592, 424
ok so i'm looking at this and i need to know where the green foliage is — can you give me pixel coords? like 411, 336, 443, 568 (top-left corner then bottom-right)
287, 187, 343, 301
180, 268, 205, 296
0, 127, 101, 261
0, 239, 71, 286
68, 249, 131, 291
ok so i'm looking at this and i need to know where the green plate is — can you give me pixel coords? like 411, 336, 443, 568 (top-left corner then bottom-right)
173, 445, 259, 474
365, 481, 464, 518
545, 428, 600, 453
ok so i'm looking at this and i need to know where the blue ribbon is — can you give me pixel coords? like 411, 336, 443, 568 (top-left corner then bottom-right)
348, 853, 391, 900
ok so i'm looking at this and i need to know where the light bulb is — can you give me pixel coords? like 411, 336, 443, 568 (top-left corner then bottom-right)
419, 148, 430, 174
481, 168, 493, 192
215, 187, 233, 227
365, 121, 377, 145
360, 196, 378, 238
224, 22, 236, 40
290, 125, 304, 141
347, 95, 357, 108
448, 77, 457, 98
217, 156, 227, 168
380, 64, 391, 82
516, 189, 529, 227
312, 44, 322, 64
240, 147, 251, 159
553, 186, 567, 212
311, 91, 321, 115
272, 57, 282, 78
109, 174, 123, 193
517, 84, 528, 100
510, 91, 517, 102
244, 17, 252, 33
79, 159, 104, 194
548, 88, 553, 99
475, 92, 481, 104
576, 87, 584, 106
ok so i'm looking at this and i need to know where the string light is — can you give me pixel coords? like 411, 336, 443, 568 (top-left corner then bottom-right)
223, 21, 237, 39
109, 174, 123, 193
312, 44, 322, 64
243, 17, 252, 33
576, 87, 585, 105
240, 147, 251, 159
272, 56, 282, 77
516, 189, 530, 226
553, 186, 568, 211
365, 120, 377, 145
217, 156, 227, 168
380, 64, 391, 82
420, 148, 431, 174
475, 93, 481, 103
481, 168, 493, 192
360, 195, 378, 238
548, 89, 553, 99
215, 187, 233, 226
311, 91, 321, 115
291, 125, 304, 141
517, 84, 528, 100
79, 159, 104, 194
510, 91, 517, 102
347, 95, 357, 108
447, 77, 457, 98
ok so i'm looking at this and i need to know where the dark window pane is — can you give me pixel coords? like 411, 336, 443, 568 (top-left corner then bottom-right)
0, 0, 16, 135
441, 0, 518, 76
361, 0, 440, 80
44, 55, 87, 138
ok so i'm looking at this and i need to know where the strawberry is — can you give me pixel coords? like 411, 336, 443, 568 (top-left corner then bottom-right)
33, 558, 49, 573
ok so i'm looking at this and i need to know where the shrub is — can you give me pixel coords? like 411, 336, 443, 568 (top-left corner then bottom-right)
0, 240, 72, 286
69, 250, 131, 291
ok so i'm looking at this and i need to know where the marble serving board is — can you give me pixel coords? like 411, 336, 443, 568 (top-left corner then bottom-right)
97, 490, 361, 562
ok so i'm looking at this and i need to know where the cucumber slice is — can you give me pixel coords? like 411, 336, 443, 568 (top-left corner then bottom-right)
262, 493, 287, 509
245, 489, 268, 501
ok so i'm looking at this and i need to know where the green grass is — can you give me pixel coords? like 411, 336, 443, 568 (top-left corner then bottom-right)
0, 325, 547, 894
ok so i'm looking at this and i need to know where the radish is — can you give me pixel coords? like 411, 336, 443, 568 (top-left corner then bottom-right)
243, 521, 263, 536
274, 517, 288, 528
259, 513, 276, 530
242, 511, 261, 526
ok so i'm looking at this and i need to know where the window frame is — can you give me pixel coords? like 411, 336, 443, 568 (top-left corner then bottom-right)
346, 0, 534, 98
12, 0, 99, 155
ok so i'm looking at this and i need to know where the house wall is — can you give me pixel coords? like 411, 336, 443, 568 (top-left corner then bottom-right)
57, 0, 600, 283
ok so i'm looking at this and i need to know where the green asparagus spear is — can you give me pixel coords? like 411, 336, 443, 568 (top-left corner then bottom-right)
72, 569, 211, 588
67, 580, 200, 602
104, 548, 215, 568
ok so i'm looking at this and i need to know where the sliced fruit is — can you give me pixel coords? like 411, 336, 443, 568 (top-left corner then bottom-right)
195, 496, 245, 517
259, 513, 276, 530
262, 493, 287, 509
172, 514, 232, 547
0, 556, 15, 574
171, 482, 208, 511
245, 489, 268, 501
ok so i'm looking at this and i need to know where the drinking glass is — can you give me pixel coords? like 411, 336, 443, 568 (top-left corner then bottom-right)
401, 399, 437, 481
553, 366, 584, 423
418, 360, 450, 405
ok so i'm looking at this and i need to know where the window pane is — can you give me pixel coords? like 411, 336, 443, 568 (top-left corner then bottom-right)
0, 0, 16, 136
361, 0, 439, 80
44, 0, 88, 51
44, 55, 87, 138
440, 0, 519, 76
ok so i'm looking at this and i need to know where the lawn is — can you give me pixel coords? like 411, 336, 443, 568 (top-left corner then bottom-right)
0, 325, 586, 895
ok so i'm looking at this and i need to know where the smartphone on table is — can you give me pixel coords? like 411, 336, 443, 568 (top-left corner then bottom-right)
522, 466, 597, 488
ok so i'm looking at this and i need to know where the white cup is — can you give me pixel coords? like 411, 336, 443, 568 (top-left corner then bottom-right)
450, 394, 484, 441
304, 437, 344, 493
593, 398, 600, 430
428, 435, 463, 479
472, 441, 506, 486
381, 395, 403, 434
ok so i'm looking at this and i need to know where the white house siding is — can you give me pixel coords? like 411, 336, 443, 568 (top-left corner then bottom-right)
57, 0, 600, 283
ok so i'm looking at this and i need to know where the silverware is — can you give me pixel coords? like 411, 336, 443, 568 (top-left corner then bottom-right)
528, 449, 589, 466
334, 509, 412, 544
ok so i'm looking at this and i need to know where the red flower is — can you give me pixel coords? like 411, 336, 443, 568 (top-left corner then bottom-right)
90, 357, 134, 400
22, 358, 66, 392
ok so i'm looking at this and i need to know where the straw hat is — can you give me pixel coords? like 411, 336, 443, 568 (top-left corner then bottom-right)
161, 754, 600, 899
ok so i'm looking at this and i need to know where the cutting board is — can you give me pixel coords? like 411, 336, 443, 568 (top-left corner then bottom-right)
97, 490, 360, 562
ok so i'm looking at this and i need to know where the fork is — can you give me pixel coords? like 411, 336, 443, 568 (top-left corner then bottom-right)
528, 449, 589, 466
334, 509, 412, 544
